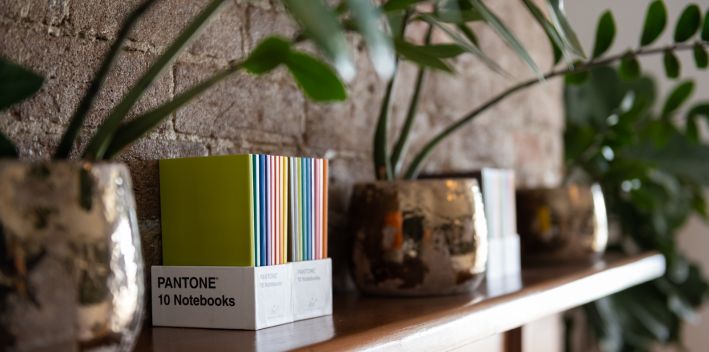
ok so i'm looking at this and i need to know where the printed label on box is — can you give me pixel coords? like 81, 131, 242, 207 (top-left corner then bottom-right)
292, 259, 332, 320
151, 265, 292, 330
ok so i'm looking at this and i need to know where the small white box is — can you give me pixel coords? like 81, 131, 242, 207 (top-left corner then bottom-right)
151, 259, 332, 330
291, 258, 333, 320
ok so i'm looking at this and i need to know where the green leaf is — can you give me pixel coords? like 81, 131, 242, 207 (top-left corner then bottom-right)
619, 53, 641, 80
434, 0, 482, 23
703, 10, 709, 40
419, 44, 466, 58
54, 0, 157, 159
243, 37, 291, 74
394, 39, 453, 72
283, 0, 354, 80
686, 116, 700, 142
103, 64, 241, 159
674, 4, 701, 43
686, 103, 709, 142
390, 67, 426, 176
592, 11, 616, 59
374, 77, 395, 180
663, 50, 681, 79
456, 23, 479, 46
83, 0, 227, 160
565, 69, 588, 85
284, 51, 347, 102
547, 0, 586, 58
382, 0, 427, 12
693, 43, 708, 68
0, 58, 43, 111
469, 0, 541, 78
623, 133, 709, 185
521, 0, 566, 64
662, 81, 694, 117
348, 0, 395, 79
418, 14, 506, 75
640, 0, 667, 46
0, 132, 18, 158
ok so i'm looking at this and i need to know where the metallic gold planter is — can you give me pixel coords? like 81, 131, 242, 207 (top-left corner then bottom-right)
0, 161, 144, 352
516, 184, 608, 263
350, 179, 488, 296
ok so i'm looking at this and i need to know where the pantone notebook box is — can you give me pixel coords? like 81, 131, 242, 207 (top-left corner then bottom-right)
151, 259, 332, 330
291, 259, 332, 320
151, 264, 293, 330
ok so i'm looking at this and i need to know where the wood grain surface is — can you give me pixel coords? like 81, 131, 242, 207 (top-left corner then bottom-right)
134, 252, 665, 352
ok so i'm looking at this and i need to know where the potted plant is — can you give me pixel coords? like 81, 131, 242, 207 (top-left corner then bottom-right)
349, 0, 709, 296
0, 0, 393, 350
564, 66, 709, 350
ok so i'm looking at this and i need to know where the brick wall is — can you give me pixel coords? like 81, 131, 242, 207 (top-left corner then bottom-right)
0, 0, 563, 289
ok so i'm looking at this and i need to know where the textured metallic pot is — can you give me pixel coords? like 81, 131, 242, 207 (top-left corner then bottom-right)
350, 179, 488, 296
0, 161, 144, 352
516, 184, 608, 263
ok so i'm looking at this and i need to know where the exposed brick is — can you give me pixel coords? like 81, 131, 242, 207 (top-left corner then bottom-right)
174, 62, 305, 139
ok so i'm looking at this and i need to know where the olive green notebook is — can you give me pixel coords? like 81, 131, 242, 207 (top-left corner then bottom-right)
160, 155, 255, 266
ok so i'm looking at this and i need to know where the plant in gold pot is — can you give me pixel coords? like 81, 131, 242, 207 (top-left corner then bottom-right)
348, 0, 709, 296
0, 0, 394, 350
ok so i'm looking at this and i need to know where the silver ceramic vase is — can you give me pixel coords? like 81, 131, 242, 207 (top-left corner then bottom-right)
350, 179, 488, 296
0, 161, 144, 352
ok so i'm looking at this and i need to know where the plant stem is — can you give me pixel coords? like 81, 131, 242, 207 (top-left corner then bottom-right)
53, 0, 158, 159
403, 41, 707, 179
373, 11, 409, 180
83, 0, 227, 160
103, 61, 244, 159
390, 25, 432, 178
374, 76, 396, 180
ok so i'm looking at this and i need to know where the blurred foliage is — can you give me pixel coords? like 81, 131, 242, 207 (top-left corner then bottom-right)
564, 66, 709, 351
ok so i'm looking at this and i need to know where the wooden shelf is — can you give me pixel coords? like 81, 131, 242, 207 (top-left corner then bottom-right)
134, 252, 665, 352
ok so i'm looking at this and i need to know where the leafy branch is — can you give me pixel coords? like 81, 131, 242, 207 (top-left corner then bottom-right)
394, 0, 709, 179
403, 40, 708, 178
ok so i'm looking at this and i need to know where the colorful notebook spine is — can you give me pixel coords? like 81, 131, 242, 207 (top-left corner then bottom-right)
250, 155, 327, 266
288, 157, 328, 261
250, 155, 293, 266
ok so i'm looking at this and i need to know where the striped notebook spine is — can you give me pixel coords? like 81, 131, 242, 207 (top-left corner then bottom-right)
249, 154, 328, 266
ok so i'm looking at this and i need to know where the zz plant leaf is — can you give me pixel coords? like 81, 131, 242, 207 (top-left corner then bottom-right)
382, 0, 427, 13
0, 58, 44, 112
546, 0, 585, 58
283, 0, 354, 80
663, 50, 681, 79
592, 11, 616, 59
284, 51, 347, 102
640, 0, 667, 46
674, 4, 702, 43
619, 53, 641, 80
522, 0, 566, 64
347, 0, 395, 79
662, 81, 695, 118
243, 37, 291, 74
469, 0, 541, 78
394, 39, 454, 72
693, 44, 709, 68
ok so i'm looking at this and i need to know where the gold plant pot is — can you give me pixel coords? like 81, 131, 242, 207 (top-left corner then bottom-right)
0, 161, 144, 352
516, 184, 608, 263
349, 179, 488, 296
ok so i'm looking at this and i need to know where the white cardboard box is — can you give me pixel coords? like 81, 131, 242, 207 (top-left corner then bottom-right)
151, 259, 332, 330
291, 259, 333, 320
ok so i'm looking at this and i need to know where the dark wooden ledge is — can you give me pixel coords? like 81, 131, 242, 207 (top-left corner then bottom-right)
134, 252, 665, 352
